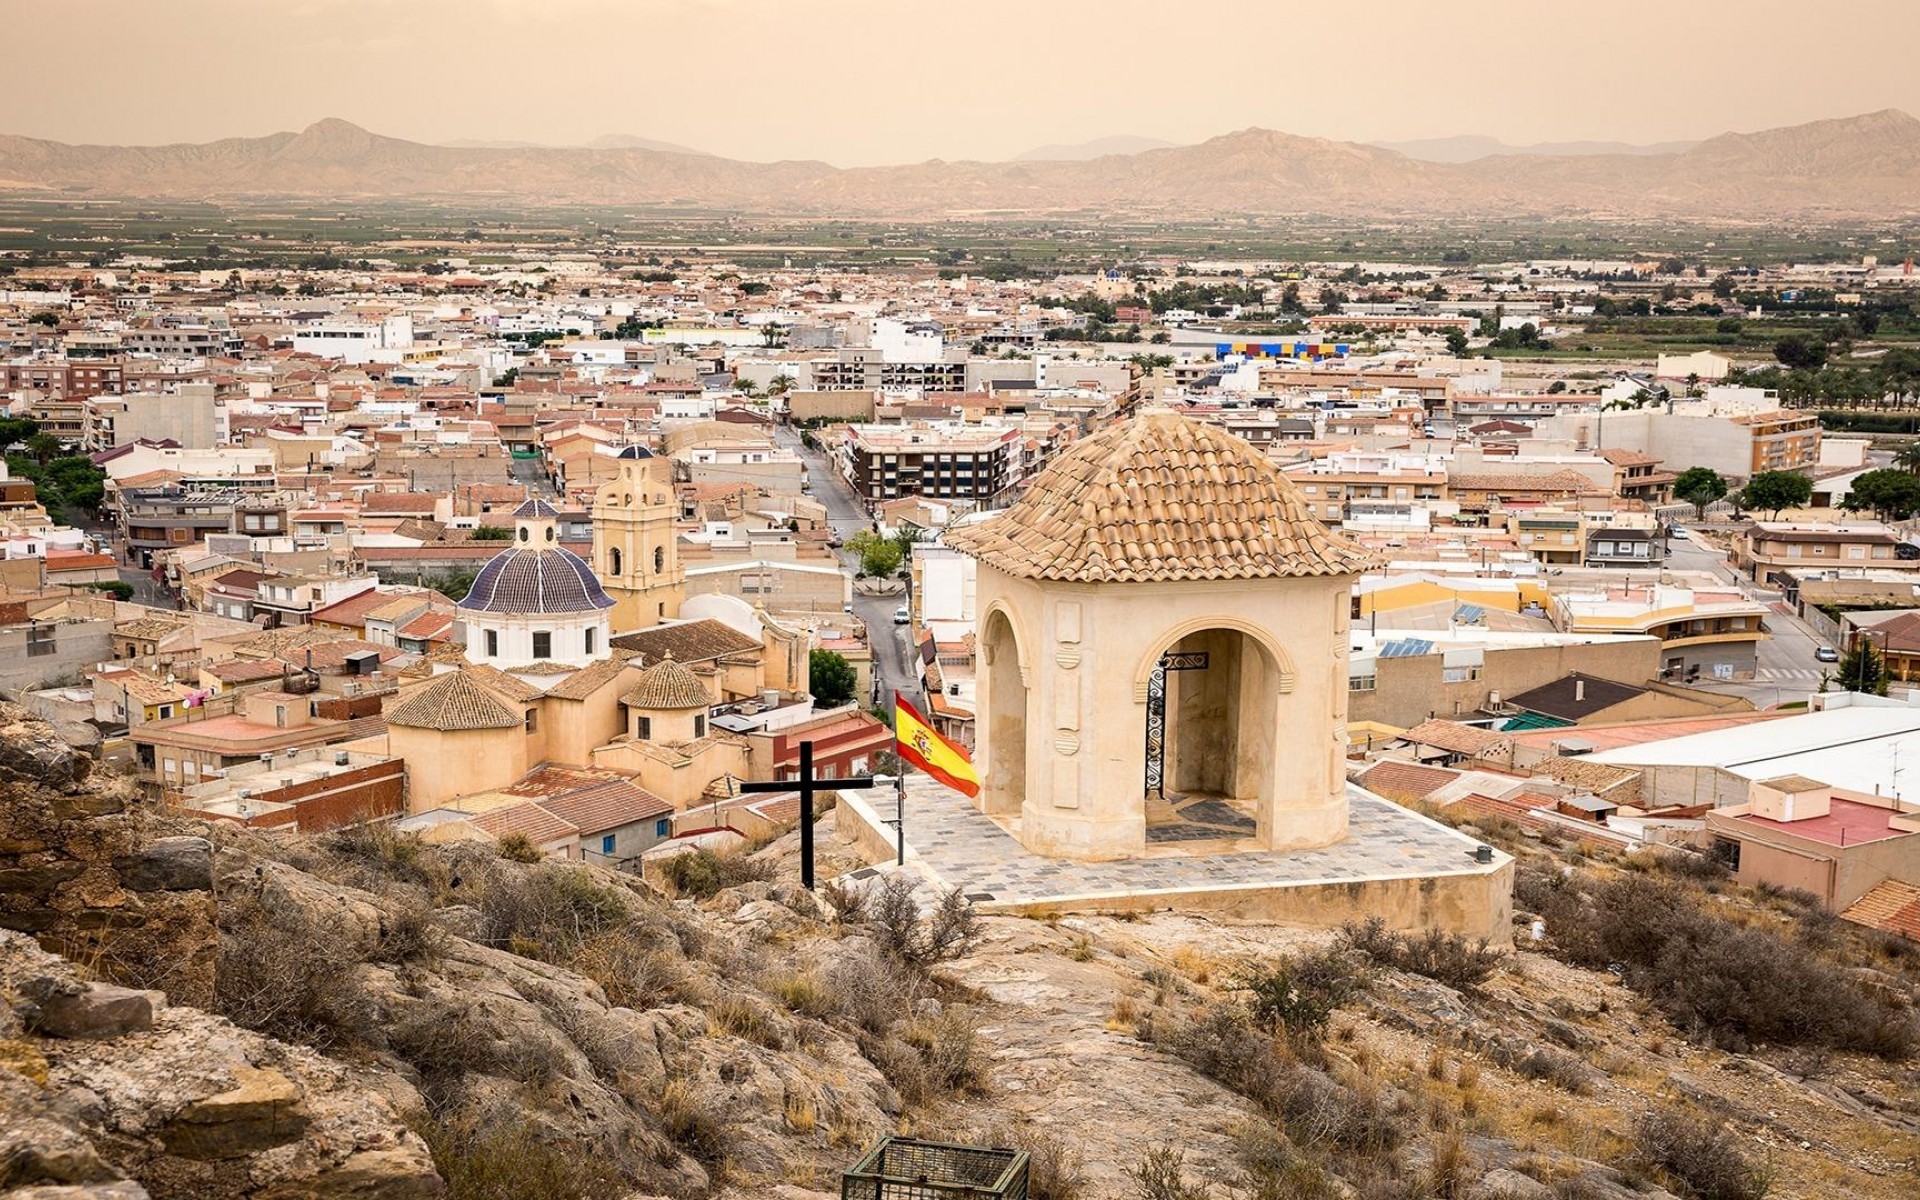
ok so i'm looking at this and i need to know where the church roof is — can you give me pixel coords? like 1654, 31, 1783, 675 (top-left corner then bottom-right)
512, 498, 562, 519
944, 409, 1382, 584
387, 670, 523, 731
460, 545, 615, 615
621, 654, 712, 710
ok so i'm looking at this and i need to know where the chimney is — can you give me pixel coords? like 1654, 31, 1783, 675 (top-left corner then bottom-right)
1574, 678, 1585, 703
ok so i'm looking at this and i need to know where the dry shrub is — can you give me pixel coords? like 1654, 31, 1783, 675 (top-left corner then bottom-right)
769, 968, 836, 1019
495, 832, 545, 863
372, 893, 442, 964
414, 1114, 625, 1200
654, 1078, 732, 1167
570, 932, 681, 1010
654, 847, 771, 899
824, 943, 918, 1035
1340, 917, 1502, 990
1232, 1121, 1338, 1200
1128, 1144, 1213, 1200
324, 820, 440, 889
1536, 874, 1913, 1057
867, 875, 980, 969
708, 993, 787, 1048
820, 875, 869, 922
999, 1125, 1086, 1200
902, 1006, 988, 1095
477, 861, 634, 962
1632, 1108, 1771, 1200
1516, 1047, 1592, 1094
214, 892, 372, 1050
1229, 945, 1366, 1043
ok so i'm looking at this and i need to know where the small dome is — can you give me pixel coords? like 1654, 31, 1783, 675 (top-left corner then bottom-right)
461, 545, 615, 615
621, 654, 711, 710
511, 497, 562, 519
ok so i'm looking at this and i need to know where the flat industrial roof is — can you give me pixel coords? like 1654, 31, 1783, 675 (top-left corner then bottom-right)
1591, 704, 1920, 798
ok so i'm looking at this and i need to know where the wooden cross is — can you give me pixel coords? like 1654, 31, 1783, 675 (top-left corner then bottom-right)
738, 740, 872, 890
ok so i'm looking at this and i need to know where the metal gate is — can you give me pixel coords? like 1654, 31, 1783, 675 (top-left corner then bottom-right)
1144, 651, 1208, 798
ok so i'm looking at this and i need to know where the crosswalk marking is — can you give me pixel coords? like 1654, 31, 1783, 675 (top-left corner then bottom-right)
1762, 668, 1828, 681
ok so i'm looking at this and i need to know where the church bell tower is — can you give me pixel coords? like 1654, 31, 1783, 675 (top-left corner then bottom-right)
591, 451, 684, 632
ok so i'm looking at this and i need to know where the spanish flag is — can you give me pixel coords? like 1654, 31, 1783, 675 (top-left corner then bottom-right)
894, 692, 980, 798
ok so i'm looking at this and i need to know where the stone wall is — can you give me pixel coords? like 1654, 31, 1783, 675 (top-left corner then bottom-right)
0, 704, 217, 1008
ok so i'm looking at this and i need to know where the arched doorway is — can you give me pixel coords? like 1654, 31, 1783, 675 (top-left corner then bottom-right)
980, 608, 1028, 817
1144, 627, 1284, 847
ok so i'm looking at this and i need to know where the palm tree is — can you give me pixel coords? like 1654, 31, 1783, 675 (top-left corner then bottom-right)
1895, 444, 1920, 475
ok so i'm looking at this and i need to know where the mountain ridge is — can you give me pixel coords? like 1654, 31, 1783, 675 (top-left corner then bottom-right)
1, 110, 1916, 217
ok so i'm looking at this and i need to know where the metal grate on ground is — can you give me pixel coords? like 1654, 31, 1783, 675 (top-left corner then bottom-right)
842, 1137, 1030, 1200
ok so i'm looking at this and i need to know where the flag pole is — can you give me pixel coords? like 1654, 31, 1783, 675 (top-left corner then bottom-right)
890, 690, 909, 865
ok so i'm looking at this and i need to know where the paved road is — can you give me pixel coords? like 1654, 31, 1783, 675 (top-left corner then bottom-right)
1667, 527, 1834, 708
776, 425, 922, 707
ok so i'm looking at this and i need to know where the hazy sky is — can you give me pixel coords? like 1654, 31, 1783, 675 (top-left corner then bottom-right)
4, 0, 1917, 166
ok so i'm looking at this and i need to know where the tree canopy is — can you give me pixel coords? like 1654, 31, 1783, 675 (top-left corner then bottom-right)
1837, 639, 1890, 697
1842, 469, 1920, 521
846, 530, 903, 578
809, 650, 857, 706
1673, 466, 1729, 517
1737, 471, 1812, 519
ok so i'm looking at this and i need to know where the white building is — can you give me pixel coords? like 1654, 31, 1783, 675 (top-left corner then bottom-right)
458, 500, 616, 669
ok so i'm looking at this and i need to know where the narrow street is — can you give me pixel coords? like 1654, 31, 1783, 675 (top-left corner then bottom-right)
1668, 527, 1837, 708
777, 425, 923, 708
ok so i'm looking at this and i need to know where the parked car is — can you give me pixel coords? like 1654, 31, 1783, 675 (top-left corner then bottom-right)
892, 605, 910, 625
1815, 646, 1840, 663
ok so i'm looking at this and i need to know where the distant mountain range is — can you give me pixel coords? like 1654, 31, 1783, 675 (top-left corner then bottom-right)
2, 111, 1917, 218
1013, 135, 1179, 161
441, 133, 710, 155
1372, 134, 1700, 163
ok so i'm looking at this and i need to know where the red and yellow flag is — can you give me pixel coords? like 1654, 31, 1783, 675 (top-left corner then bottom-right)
894, 692, 980, 797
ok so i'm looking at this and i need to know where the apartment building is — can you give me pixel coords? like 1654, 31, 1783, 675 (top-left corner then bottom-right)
1287, 454, 1449, 527
84, 384, 224, 452
836, 422, 1024, 507
0, 357, 124, 401
1554, 580, 1769, 681
1733, 522, 1916, 585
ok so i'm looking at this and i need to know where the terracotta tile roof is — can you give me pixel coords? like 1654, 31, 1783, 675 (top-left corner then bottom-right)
469, 801, 576, 845
1451, 470, 1604, 495
387, 670, 524, 731
1400, 719, 1512, 757
1356, 760, 1461, 803
538, 780, 672, 835
543, 656, 630, 701
610, 618, 762, 665
1841, 880, 1920, 942
621, 655, 712, 710
944, 408, 1380, 584
462, 663, 548, 704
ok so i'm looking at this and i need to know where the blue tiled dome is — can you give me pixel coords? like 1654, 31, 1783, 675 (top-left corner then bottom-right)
460, 546, 615, 615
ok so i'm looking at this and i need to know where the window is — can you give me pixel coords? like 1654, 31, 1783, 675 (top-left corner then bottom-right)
157, 705, 174, 720
26, 626, 54, 658
694, 715, 707, 738
532, 631, 551, 659
638, 716, 652, 740
525, 708, 538, 733
609, 547, 622, 576
484, 630, 499, 657
1349, 675, 1377, 692
655, 818, 670, 837
653, 546, 665, 572
601, 834, 616, 854
585, 628, 597, 655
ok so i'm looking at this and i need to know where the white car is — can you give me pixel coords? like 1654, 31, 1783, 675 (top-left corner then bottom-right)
892, 605, 910, 625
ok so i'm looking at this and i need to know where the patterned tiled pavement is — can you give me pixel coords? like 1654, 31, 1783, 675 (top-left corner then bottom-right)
869, 776, 1505, 906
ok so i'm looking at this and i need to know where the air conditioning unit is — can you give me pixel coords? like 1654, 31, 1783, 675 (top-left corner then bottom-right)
238, 789, 252, 800
334, 751, 350, 766
949, 684, 961, 696
259, 753, 273, 765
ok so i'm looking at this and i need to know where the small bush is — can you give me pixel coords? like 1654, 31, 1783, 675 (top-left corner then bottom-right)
414, 1115, 625, 1200
326, 821, 438, 888
823, 943, 918, 1035
477, 862, 633, 962
1340, 918, 1502, 990
1535, 874, 1913, 1057
1632, 1108, 1771, 1200
654, 847, 772, 899
902, 1007, 988, 1096
708, 994, 787, 1048
214, 893, 372, 1050
495, 832, 545, 863
868, 876, 980, 969
1128, 1144, 1214, 1200
654, 1078, 732, 1167
1230, 946, 1365, 1042
373, 895, 442, 965
1001, 1126, 1086, 1200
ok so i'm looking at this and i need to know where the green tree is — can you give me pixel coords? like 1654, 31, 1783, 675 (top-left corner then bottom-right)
1737, 471, 1812, 519
847, 530, 903, 578
89, 581, 134, 602
24, 433, 60, 464
470, 525, 514, 541
1838, 639, 1890, 696
1444, 330, 1470, 356
1774, 334, 1828, 371
809, 650, 857, 706
0, 417, 39, 448
890, 522, 922, 566
1842, 469, 1920, 521
1894, 443, 1920, 475
1673, 466, 1729, 518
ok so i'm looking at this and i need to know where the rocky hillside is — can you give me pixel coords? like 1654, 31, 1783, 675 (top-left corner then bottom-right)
2, 111, 1919, 217
3, 700, 1919, 1200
